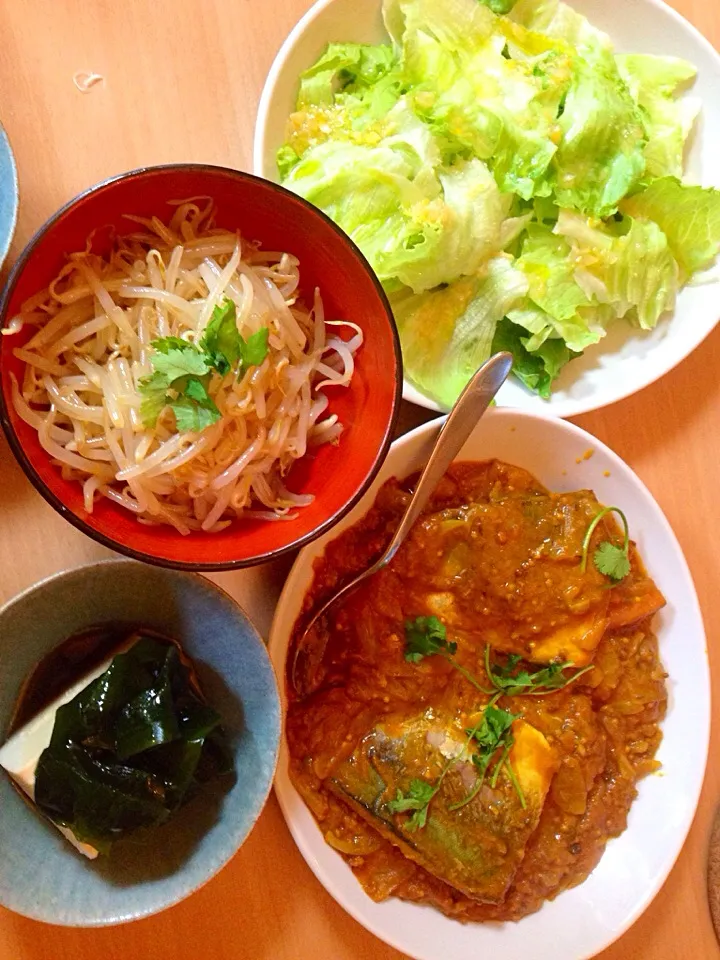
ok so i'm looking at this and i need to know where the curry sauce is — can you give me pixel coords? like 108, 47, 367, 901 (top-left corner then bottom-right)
287, 461, 667, 922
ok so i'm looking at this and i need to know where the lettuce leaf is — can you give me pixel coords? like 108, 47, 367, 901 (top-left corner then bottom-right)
392, 257, 528, 406
390, 0, 572, 197
282, 42, 404, 161
504, 301, 556, 350
296, 43, 398, 108
510, 0, 612, 55
553, 209, 679, 329
551, 48, 647, 216
491, 316, 576, 398
616, 54, 699, 179
478, 0, 518, 12
383, 0, 495, 56
375, 158, 511, 291
286, 120, 510, 293
517, 226, 591, 321
621, 176, 720, 276
512, 226, 610, 350
602, 219, 678, 329
277, 145, 301, 180
283, 102, 438, 228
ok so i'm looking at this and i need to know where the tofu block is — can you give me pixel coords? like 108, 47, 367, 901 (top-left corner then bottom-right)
0, 655, 121, 859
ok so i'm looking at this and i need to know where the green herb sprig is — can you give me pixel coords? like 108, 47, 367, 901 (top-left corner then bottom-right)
386, 777, 437, 831
199, 299, 269, 374
403, 616, 492, 695
449, 702, 524, 811
139, 299, 269, 431
387, 699, 507, 830
484, 646, 594, 697
387, 696, 526, 828
580, 505, 631, 583
403, 617, 592, 698
398, 616, 595, 823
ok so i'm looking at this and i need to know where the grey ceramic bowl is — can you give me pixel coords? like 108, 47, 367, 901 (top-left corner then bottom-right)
0, 559, 281, 926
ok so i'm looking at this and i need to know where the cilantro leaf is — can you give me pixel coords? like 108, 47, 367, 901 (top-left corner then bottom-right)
450, 702, 525, 811
139, 339, 219, 431
580, 505, 631, 583
489, 667, 537, 697
404, 616, 457, 663
471, 751, 491, 776
150, 346, 209, 382
391, 702, 526, 826
403, 616, 492, 694
469, 706, 522, 803
170, 395, 220, 433
200, 300, 242, 374
484, 645, 593, 697
594, 542, 631, 581
529, 665, 566, 690
199, 299, 270, 376
388, 778, 436, 813
139, 371, 172, 427
387, 778, 437, 831
406, 806, 430, 831
241, 328, 270, 368
149, 336, 193, 354
471, 704, 519, 750
170, 375, 221, 433
184, 377, 212, 403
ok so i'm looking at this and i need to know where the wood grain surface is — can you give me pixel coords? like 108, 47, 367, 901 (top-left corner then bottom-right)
0, 1, 718, 958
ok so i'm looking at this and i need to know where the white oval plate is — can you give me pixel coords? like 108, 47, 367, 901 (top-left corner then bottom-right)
254, 0, 720, 418
268, 408, 709, 960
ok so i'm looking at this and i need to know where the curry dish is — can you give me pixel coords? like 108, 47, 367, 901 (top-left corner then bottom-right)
287, 461, 668, 921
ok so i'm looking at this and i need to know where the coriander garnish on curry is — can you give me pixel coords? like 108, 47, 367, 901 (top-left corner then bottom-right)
286, 460, 667, 921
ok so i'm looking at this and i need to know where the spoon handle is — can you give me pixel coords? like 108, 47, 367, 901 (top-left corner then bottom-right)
291, 352, 513, 697
376, 352, 513, 570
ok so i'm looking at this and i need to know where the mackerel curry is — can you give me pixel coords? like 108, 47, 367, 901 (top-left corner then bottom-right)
287, 461, 667, 921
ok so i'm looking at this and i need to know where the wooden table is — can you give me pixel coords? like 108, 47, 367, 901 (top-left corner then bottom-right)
0, 1, 718, 957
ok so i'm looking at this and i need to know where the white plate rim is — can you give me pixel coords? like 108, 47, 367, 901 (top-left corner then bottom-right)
268, 407, 710, 960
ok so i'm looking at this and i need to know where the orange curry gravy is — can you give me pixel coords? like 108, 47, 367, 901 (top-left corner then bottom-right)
287, 461, 668, 922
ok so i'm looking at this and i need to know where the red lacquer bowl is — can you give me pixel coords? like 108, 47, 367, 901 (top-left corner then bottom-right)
0, 165, 401, 569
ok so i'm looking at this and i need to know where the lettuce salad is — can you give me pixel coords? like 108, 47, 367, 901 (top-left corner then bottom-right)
277, 0, 720, 405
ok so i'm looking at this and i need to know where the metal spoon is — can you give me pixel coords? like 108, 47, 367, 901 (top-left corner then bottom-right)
291, 351, 514, 697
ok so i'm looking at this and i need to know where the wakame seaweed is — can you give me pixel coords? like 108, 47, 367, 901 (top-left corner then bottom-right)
34, 635, 233, 852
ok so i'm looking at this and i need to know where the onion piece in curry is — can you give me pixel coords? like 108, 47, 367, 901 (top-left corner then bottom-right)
287, 460, 667, 922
